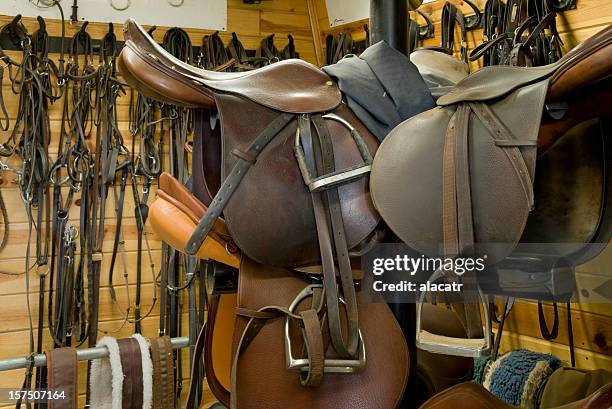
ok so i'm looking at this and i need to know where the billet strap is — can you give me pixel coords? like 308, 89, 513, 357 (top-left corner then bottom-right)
150, 336, 175, 409
185, 113, 294, 255
45, 348, 78, 409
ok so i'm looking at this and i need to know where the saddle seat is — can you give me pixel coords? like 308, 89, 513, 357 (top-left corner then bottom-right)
119, 19, 341, 113
419, 382, 612, 409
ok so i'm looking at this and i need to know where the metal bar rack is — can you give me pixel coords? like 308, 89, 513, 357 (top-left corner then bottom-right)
0, 337, 189, 371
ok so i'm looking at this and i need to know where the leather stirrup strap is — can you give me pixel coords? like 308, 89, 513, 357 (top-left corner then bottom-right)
150, 336, 175, 409
300, 115, 360, 358
45, 348, 78, 409
185, 113, 294, 255
442, 104, 483, 338
117, 338, 144, 409
299, 309, 325, 387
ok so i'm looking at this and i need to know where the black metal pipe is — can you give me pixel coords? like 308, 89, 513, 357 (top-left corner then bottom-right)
370, 0, 408, 54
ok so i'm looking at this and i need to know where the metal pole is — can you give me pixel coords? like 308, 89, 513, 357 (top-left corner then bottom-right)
0, 336, 190, 372
369, 0, 408, 54
368, 2, 416, 407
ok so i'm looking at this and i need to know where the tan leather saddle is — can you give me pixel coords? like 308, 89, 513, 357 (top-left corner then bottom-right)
371, 24, 612, 356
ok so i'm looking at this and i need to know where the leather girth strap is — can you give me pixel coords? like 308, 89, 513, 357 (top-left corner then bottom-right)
150, 336, 175, 409
117, 338, 144, 409
45, 348, 78, 409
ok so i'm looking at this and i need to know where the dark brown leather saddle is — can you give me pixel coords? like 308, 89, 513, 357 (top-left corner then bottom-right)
119, 19, 408, 409
371, 24, 612, 356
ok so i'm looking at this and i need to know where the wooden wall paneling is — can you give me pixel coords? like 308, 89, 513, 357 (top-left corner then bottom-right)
307, 0, 325, 65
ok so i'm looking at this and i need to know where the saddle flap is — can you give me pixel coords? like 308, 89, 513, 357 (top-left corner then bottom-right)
230, 257, 409, 409
217, 95, 380, 267
371, 79, 549, 264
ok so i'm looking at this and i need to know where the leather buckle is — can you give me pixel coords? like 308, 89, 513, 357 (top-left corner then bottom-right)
294, 113, 373, 193
415, 269, 492, 357
284, 284, 366, 373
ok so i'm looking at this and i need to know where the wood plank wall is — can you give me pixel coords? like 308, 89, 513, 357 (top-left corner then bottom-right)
0, 1, 316, 407
311, 0, 612, 371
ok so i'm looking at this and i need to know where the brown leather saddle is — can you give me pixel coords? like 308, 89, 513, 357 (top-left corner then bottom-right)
419, 382, 612, 409
119, 19, 408, 409
370, 24, 612, 356
151, 173, 474, 407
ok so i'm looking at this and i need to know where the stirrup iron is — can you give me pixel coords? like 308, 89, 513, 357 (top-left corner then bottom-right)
415, 269, 492, 357
284, 284, 366, 373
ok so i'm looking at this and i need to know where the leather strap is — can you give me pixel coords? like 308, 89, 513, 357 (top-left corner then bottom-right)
185, 112, 294, 255
309, 115, 359, 358
442, 104, 482, 338
45, 348, 78, 409
150, 336, 175, 409
299, 309, 325, 387
118, 338, 144, 409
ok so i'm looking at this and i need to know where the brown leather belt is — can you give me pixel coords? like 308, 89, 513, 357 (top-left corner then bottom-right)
45, 348, 78, 409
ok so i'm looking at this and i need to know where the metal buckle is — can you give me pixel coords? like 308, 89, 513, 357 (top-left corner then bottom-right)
415, 269, 492, 357
294, 113, 373, 193
284, 284, 366, 373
